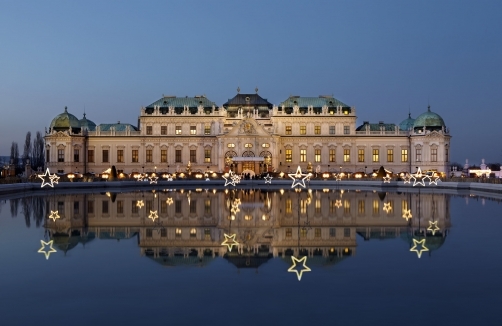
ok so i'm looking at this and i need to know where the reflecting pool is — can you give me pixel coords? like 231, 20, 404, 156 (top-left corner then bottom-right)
1, 187, 501, 325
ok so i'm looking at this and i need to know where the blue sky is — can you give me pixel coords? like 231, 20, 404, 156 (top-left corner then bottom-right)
1, 1, 501, 164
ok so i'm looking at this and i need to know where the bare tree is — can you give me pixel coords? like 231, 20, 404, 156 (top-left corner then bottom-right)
22, 131, 32, 167
31, 131, 45, 170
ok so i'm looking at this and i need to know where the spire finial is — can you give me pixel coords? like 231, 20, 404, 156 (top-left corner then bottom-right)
255, 87, 258, 94
237, 87, 240, 94
64, 106, 67, 112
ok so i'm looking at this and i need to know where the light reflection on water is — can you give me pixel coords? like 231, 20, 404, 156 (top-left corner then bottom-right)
0, 188, 501, 325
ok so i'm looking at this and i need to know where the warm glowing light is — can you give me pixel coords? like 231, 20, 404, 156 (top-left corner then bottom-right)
264, 174, 273, 184
279, 171, 285, 178
427, 221, 440, 235
383, 175, 391, 183
288, 256, 311, 281
38, 168, 59, 188
221, 233, 239, 251
136, 200, 145, 209
148, 210, 159, 221
334, 174, 342, 181
402, 209, 412, 220
428, 175, 440, 186
48, 210, 60, 221
335, 200, 342, 209
322, 172, 330, 178
411, 167, 427, 187
280, 189, 284, 195
223, 170, 239, 186
149, 175, 158, 184
38, 240, 57, 260
289, 166, 308, 188
410, 238, 429, 258
402, 174, 411, 184
166, 197, 173, 205
383, 202, 392, 213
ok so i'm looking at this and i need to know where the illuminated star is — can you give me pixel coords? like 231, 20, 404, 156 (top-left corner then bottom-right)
427, 221, 440, 235
48, 210, 60, 221
402, 174, 411, 184
335, 200, 343, 209
383, 202, 392, 213
223, 170, 238, 186
335, 174, 342, 181
428, 175, 440, 186
166, 197, 173, 205
411, 168, 426, 187
289, 166, 308, 188
221, 233, 239, 252
264, 174, 273, 184
288, 256, 311, 281
136, 200, 145, 209
402, 209, 412, 220
383, 175, 391, 183
233, 198, 241, 206
38, 240, 57, 260
38, 168, 58, 188
230, 203, 240, 214
149, 175, 158, 184
410, 238, 429, 258
148, 210, 159, 221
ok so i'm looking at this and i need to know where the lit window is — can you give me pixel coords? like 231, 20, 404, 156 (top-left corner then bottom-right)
300, 149, 306, 162
175, 126, 182, 135
285, 149, 292, 162
204, 149, 211, 163
401, 149, 408, 162
286, 228, 292, 238
314, 125, 321, 135
358, 149, 365, 163
315, 228, 321, 238
372, 149, 379, 162
227, 143, 235, 148
190, 228, 197, 237
315, 149, 321, 163
343, 149, 350, 162
387, 149, 393, 162
190, 126, 196, 135
300, 125, 306, 135
175, 228, 182, 238
329, 149, 336, 162
285, 126, 292, 135
244, 143, 253, 148
373, 199, 379, 215
262, 143, 270, 148
204, 125, 211, 135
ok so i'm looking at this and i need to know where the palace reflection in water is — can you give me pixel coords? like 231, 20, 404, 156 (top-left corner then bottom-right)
37, 188, 451, 267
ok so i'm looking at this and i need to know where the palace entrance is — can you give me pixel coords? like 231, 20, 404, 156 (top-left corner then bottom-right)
224, 151, 272, 175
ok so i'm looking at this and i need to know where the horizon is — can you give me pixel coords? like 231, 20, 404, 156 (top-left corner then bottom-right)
1, 1, 501, 164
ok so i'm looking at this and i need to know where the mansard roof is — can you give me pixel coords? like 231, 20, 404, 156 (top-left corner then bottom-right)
146, 96, 217, 109
279, 96, 350, 108
356, 121, 396, 132
223, 93, 273, 108
98, 123, 138, 132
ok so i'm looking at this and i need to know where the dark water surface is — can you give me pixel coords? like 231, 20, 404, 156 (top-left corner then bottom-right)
0, 188, 501, 326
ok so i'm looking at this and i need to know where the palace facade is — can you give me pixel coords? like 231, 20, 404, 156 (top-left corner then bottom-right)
45, 90, 451, 176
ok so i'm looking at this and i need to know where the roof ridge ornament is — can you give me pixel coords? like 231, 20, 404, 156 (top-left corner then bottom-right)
237, 87, 240, 94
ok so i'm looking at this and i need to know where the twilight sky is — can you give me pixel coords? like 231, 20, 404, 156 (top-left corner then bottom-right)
1, 1, 501, 164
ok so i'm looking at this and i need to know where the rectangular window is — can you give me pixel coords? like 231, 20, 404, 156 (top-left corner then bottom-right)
58, 149, 64, 162
146, 229, 153, 238
344, 200, 351, 215
175, 149, 182, 163
204, 199, 211, 214
314, 125, 321, 135
358, 200, 365, 215
175, 126, 182, 135
315, 199, 321, 214
87, 201, 94, 214
175, 200, 182, 214
373, 199, 379, 215
285, 149, 292, 162
175, 228, 182, 238
190, 228, 197, 238
161, 201, 167, 214
372, 149, 379, 162
46, 149, 50, 163
146, 200, 153, 213
329, 149, 336, 162
431, 148, 437, 162
286, 228, 292, 239
204, 229, 211, 240
204, 125, 211, 135
329, 200, 336, 214
344, 228, 351, 238
329, 228, 336, 237
190, 126, 196, 135
161, 126, 167, 135
300, 149, 306, 162
74, 149, 79, 162
204, 149, 211, 163
190, 200, 197, 214
329, 126, 335, 135
102, 150, 109, 163
343, 149, 350, 162
358, 149, 365, 162
132, 149, 138, 163
161, 149, 167, 163
315, 228, 321, 238
117, 200, 124, 214
73, 201, 80, 215
416, 148, 422, 162
300, 228, 308, 238
344, 126, 350, 135
190, 149, 196, 163
88, 149, 94, 163
445, 149, 449, 162
160, 228, 167, 238
300, 125, 306, 135
102, 200, 109, 214
117, 149, 124, 163
146, 149, 153, 162
401, 149, 408, 162
387, 149, 394, 162
146, 126, 152, 135
315, 149, 321, 163
131, 201, 138, 214
285, 126, 292, 135
285, 199, 292, 214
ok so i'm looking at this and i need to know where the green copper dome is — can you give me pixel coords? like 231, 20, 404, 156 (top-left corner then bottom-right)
399, 113, 415, 131
50, 107, 81, 132
79, 113, 96, 131
413, 106, 445, 132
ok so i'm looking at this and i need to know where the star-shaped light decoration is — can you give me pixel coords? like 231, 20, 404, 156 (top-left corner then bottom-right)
136, 200, 145, 209
230, 203, 240, 215
410, 238, 429, 258
223, 170, 238, 187
411, 168, 427, 187
148, 210, 159, 221
264, 174, 273, 184
149, 175, 158, 184
288, 256, 311, 281
205, 173, 210, 181
427, 221, 440, 235
289, 166, 308, 188
38, 240, 57, 260
221, 233, 239, 252
402, 209, 412, 220
402, 174, 411, 184
48, 210, 60, 222
37, 168, 59, 188
335, 199, 343, 209
383, 202, 392, 213
166, 197, 173, 205
383, 175, 391, 183
428, 175, 440, 186
334, 174, 342, 181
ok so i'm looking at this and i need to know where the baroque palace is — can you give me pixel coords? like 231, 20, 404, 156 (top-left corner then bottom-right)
45, 90, 451, 176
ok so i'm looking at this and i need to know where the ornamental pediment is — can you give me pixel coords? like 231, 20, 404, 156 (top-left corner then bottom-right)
225, 118, 271, 137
